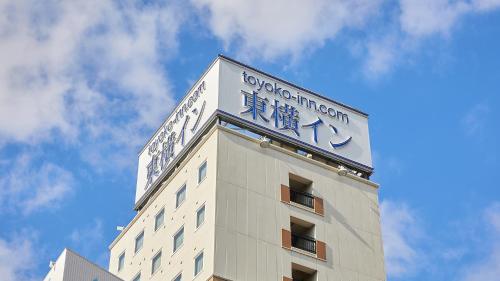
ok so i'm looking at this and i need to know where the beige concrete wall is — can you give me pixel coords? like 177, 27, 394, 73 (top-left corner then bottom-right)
108, 127, 219, 281
108, 125, 385, 281
213, 127, 385, 281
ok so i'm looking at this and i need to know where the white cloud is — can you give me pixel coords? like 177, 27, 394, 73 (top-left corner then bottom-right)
461, 103, 490, 138
380, 200, 424, 278
364, 0, 500, 76
0, 0, 181, 149
461, 249, 500, 281
0, 152, 73, 215
380, 200, 500, 280
190, 0, 383, 60
399, 0, 470, 37
1, 0, 498, 142
485, 202, 500, 232
399, 0, 500, 38
459, 202, 500, 281
474, 0, 500, 11
190, 0, 500, 76
69, 219, 103, 245
366, 0, 476, 78
440, 247, 467, 261
364, 35, 399, 78
0, 234, 37, 281
68, 218, 110, 267
370, 151, 405, 183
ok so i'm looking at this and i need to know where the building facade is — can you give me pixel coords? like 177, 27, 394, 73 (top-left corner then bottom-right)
107, 56, 386, 281
44, 55, 385, 281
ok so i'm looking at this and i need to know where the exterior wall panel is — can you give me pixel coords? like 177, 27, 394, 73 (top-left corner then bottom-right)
109, 128, 220, 281
109, 126, 384, 281
44, 249, 122, 281
214, 127, 385, 281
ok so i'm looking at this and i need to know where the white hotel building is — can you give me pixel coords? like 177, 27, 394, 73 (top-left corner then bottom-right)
45, 55, 386, 281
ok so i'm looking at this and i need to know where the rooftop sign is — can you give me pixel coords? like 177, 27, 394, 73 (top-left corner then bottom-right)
135, 56, 372, 207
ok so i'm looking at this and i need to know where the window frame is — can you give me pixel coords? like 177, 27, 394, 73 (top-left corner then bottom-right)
154, 208, 165, 232
175, 184, 187, 209
198, 161, 207, 184
173, 225, 185, 253
194, 250, 204, 277
132, 272, 141, 281
134, 230, 144, 254
172, 272, 182, 281
196, 204, 206, 229
151, 249, 162, 276
118, 251, 125, 272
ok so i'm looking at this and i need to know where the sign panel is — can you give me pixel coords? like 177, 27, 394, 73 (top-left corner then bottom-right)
217, 58, 372, 170
135, 62, 220, 204
135, 56, 372, 206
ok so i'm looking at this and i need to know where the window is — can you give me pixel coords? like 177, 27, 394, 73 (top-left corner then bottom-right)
291, 262, 317, 281
289, 173, 314, 209
198, 161, 207, 184
173, 226, 184, 252
155, 209, 165, 231
118, 252, 125, 271
194, 251, 204, 276
290, 216, 317, 254
196, 205, 205, 228
92, 278, 98, 281
135, 231, 144, 253
151, 251, 162, 275
176, 185, 186, 208
132, 273, 141, 281
173, 273, 182, 281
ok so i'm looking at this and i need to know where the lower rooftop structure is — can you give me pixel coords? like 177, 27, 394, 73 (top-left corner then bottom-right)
43, 248, 122, 281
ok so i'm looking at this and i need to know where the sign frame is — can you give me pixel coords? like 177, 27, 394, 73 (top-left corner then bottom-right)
134, 55, 373, 210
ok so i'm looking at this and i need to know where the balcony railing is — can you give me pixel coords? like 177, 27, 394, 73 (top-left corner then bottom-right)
291, 233, 316, 254
290, 189, 314, 209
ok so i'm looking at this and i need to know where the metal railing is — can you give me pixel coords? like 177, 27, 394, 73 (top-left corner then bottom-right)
290, 189, 314, 209
291, 233, 316, 254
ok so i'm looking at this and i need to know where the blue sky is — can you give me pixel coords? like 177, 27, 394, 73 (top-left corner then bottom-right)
1, 1, 499, 280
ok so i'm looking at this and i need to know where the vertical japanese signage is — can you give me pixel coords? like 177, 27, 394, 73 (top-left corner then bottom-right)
135, 61, 220, 204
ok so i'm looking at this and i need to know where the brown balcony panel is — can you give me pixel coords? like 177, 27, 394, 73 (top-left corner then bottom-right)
281, 184, 290, 203
282, 229, 292, 249
316, 240, 326, 261
314, 197, 324, 215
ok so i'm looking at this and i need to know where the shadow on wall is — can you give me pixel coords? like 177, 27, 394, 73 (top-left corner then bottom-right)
322, 181, 373, 251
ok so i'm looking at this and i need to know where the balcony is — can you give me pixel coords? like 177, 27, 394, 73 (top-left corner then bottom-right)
281, 186, 324, 216
290, 218, 316, 254
290, 189, 314, 209
281, 217, 326, 261
291, 233, 316, 254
